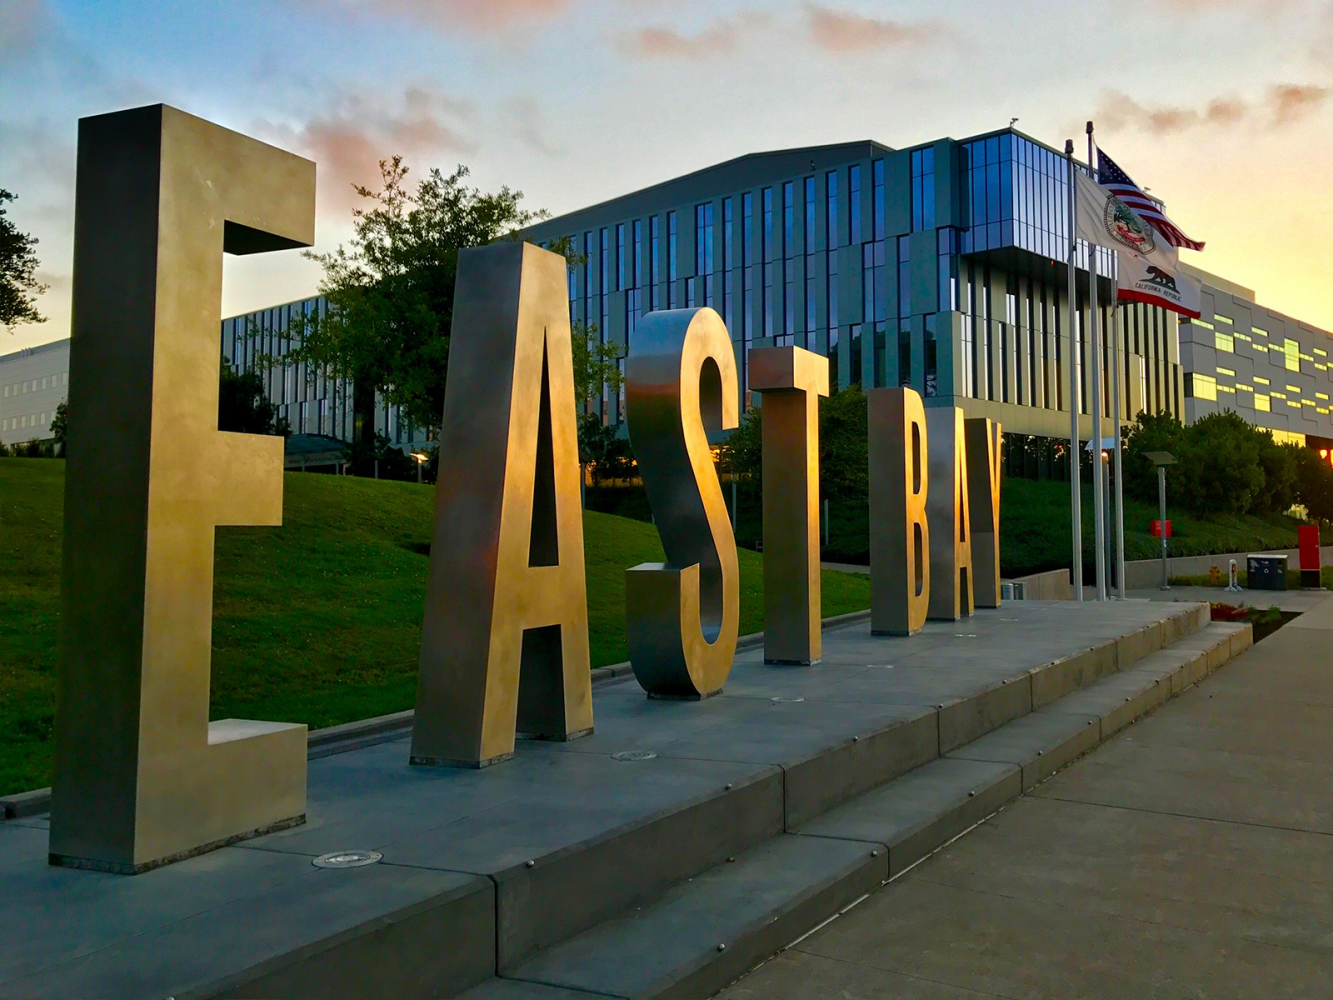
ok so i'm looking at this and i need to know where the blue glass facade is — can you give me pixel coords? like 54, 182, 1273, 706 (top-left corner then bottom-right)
531, 129, 1182, 437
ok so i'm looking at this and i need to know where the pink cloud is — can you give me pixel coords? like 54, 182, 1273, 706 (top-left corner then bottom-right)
804, 3, 940, 52
281, 0, 573, 34
621, 12, 770, 60
1094, 84, 1327, 135
258, 88, 477, 211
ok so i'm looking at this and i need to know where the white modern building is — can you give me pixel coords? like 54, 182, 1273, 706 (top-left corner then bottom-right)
0, 339, 69, 446
1179, 264, 1333, 451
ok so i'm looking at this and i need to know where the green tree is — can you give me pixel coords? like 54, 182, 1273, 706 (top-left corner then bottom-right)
1123, 410, 1187, 505
0, 190, 47, 329
1254, 436, 1298, 514
219, 359, 289, 436
571, 320, 624, 415
719, 383, 869, 502
278, 157, 544, 475
49, 401, 67, 457
1292, 445, 1333, 523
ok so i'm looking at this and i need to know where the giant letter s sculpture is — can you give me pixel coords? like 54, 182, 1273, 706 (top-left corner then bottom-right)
50, 105, 314, 873
749, 346, 829, 665
412, 242, 593, 768
625, 308, 740, 698
869, 387, 931, 635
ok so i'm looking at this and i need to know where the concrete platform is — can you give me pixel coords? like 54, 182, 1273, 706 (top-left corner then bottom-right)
717, 596, 1331, 1000
0, 600, 1218, 999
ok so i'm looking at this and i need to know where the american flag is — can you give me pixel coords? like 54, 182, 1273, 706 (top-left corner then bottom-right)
1096, 149, 1205, 251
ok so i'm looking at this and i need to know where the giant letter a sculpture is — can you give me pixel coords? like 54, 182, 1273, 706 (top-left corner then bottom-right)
412, 242, 593, 767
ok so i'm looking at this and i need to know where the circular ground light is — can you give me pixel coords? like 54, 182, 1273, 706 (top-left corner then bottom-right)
611, 750, 658, 761
312, 850, 383, 869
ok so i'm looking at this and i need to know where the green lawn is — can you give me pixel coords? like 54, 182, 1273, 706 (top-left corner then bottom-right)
0, 459, 871, 797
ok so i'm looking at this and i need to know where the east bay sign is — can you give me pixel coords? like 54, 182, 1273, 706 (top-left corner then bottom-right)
49, 105, 1002, 874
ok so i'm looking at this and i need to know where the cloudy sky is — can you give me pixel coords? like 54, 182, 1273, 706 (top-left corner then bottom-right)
2, 0, 1330, 352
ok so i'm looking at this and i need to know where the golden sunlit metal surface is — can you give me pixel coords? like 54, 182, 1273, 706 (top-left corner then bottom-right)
868, 388, 931, 636
50, 105, 314, 874
749, 346, 829, 665
925, 406, 975, 621
624, 308, 740, 698
412, 242, 593, 768
965, 418, 1004, 609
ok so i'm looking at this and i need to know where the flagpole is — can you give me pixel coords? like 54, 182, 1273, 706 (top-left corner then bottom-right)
1087, 121, 1107, 602
1111, 301, 1127, 599
1064, 139, 1083, 602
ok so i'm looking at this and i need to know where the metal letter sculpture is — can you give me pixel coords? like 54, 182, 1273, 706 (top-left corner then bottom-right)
868, 388, 931, 635
965, 418, 1003, 609
750, 346, 829, 665
925, 406, 975, 621
412, 242, 592, 767
625, 308, 740, 698
50, 105, 314, 873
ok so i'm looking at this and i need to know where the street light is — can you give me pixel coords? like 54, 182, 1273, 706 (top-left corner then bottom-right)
1145, 450, 1176, 591
410, 451, 428, 484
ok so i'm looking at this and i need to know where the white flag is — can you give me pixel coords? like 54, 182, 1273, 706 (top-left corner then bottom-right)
1073, 171, 1201, 318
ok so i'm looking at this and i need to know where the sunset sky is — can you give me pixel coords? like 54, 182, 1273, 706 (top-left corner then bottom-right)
2, 0, 1330, 352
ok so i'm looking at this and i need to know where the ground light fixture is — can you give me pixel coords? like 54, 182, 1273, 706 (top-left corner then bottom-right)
1144, 450, 1177, 591
411, 451, 428, 484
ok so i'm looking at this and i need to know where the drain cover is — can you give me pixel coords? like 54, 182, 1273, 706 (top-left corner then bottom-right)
313, 850, 382, 869
770, 696, 806, 703
612, 750, 657, 761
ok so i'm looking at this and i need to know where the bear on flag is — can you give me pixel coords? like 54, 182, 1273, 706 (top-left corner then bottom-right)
1073, 170, 1201, 319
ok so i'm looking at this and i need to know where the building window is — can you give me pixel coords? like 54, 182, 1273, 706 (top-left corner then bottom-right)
1186, 372, 1218, 401
667, 211, 677, 308
826, 171, 838, 250
924, 314, 938, 397
911, 146, 936, 231
762, 188, 773, 338
742, 192, 753, 341
631, 219, 644, 342
615, 223, 625, 292
650, 217, 660, 311
849, 165, 862, 244
804, 176, 816, 254
722, 197, 734, 329
600, 228, 609, 351
695, 202, 715, 307
872, 159, 885, 241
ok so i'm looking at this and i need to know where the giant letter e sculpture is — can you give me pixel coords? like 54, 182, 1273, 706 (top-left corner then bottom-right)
51, 105, 315, 873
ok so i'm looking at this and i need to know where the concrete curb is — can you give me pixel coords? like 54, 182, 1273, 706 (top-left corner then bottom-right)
1, 609, 876, 820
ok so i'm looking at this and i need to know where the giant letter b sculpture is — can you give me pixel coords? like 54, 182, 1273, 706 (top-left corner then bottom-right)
412, 242, 593, 768
869, 387, 931, 635
50, 105, 315, 873
625, 308, 740, 698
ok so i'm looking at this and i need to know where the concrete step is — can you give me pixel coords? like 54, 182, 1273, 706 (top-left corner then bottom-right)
2, 602, 1224, 1000
475, 835, 884, 1000
452, 619, 1249, 1000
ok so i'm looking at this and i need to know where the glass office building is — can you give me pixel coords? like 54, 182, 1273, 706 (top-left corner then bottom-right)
220, 295, 429, 451
525, 128, 1184, 477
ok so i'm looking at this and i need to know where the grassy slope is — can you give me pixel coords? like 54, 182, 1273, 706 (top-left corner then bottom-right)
0, 460, 870, 796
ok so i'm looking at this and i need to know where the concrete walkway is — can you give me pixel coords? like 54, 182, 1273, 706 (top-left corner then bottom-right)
717, 595, 1333, 999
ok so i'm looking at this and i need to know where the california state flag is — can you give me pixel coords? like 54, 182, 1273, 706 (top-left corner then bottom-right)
1074, 171, 1201, 319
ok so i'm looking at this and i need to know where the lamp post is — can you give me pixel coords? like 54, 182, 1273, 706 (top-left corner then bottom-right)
410, 451, 428, 484
1145, 450, 1176, 591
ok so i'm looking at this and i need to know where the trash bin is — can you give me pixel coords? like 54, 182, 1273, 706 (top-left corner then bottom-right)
1246, 554, 1288, 591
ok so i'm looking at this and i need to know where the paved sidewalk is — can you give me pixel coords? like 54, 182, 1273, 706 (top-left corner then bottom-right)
717, 596, 1333, 999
